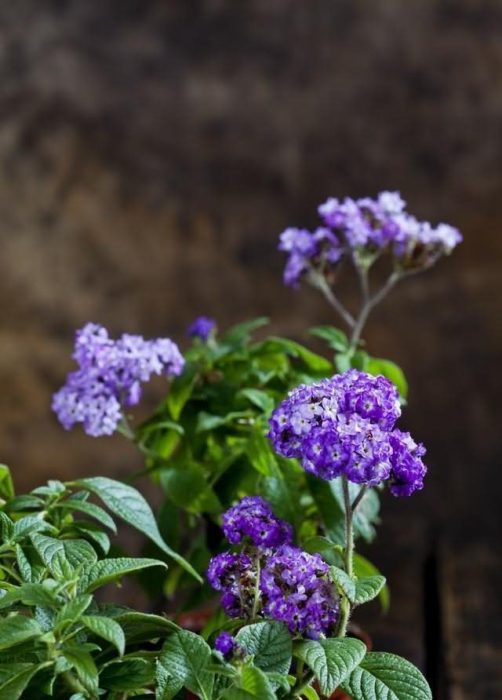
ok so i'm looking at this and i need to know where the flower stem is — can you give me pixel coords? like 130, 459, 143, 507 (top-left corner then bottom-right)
349, 271, 401, 350
308, 270, 355, 330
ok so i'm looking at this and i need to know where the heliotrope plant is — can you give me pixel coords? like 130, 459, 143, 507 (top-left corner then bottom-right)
30, 190, 461, 698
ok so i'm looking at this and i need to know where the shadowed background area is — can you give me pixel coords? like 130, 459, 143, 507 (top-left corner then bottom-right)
0, 2, 501, 698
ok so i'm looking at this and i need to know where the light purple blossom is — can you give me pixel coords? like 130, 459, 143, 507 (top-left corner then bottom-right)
53, 323, 184, 437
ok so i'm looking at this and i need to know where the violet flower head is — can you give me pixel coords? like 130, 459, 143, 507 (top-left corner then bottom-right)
214, 631, 238, 659
187, 316, 216, 341
260, 545, 339, 639
53, 322, 184, 437
206, 551, 255, 618
269, 369, 426, 495
222, 496, 293, 548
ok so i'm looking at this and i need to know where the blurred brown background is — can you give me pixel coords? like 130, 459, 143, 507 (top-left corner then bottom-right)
0, 2, 501, 697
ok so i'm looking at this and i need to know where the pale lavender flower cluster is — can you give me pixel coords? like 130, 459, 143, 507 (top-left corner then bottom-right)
207, 497, 339, 638
279, 191, 462, 287
268, 369, 426, 495
52, 323, 184, 437
222, 496, 293, 547
187, 316, 216, 341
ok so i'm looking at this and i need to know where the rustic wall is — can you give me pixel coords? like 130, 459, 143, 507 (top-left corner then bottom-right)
0, 0, 500, 533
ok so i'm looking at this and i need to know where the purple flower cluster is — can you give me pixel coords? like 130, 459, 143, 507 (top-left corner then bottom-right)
207, 498, 339, 638
261, 545, 339, 638
222, 496, 293, 547
52, 323, 184, 437
187, 316, 216, 341
279, 191, 462, 287
268, 369, 426, 495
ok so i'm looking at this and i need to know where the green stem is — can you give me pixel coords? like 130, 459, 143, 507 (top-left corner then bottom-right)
308, 270, 355, 330
251, 555, 262, 620
349, 272, 400, 351
288, 670, 315, 699
337, 477, 354, 638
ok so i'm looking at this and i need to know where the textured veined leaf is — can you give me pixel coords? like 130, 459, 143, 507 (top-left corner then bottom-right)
12, 515, 49, 541
0, 616, 42, 650
15, 545, 32, 583
354, 575, 386, 606
341, 652, 432, 700
236, 621, 292, 677
63, 647, 99, 694
0, 583, 57, 610
53, 498, 117, 532
295, 638, 367, 696
330, 566, 356, 602
30, 533, 97, 577
238, 665, 275, 699
55, 594, 93, 629
113, 612, 178, 643
81, 615, 125, 656
81, 557, 167, 592
100, 656, 155, 692
159, 630, 213, 700
73, 477, 201, 581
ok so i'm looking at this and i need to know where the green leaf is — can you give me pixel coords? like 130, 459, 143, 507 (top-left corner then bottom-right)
81, 615, 125, 656
246, 431, 279, 477
74, 523, 111, 555
335, 352, 352, 373
237, 665, 275, 699
159, 630, 213, 700
341, 652, 432, 700
195, 411, 250, 433
238, 389, 275, 414
15, 545, 32, 582
73, 477, 201, 582
53, 498, 117, 532
160, 465, 220, 514
265, 337, 333, 373
0, 465, 14, 502
306, 475, 345, 543
330, 566, 356, 602
12, 515, 49, 541
302, 686, 320, 700
0, 663, 43, 700
329, 480, 380, 543
81, 557, 167, 592
166, 362, 199, 420
236, 621, 292, 677
55, 594, 93, 628
222, 317, 269, 345
63, 647, 99, 695
295, 638, 367, 696
353, 553, 390, 613
112, 612, 178, 643
0, 616, 41, 650
0, 583, 57, 609
4, 495, 44, 512
354, 575, 386, 606
101, 656, 155, 692
309, 326, 349, 352
30, 533, 97, 577
366, 358, 408, 399
0, 512, 13, 541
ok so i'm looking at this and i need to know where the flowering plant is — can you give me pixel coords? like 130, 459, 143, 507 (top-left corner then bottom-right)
0, 191, 460, 698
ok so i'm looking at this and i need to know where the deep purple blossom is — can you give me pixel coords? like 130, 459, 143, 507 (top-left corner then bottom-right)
53, 323, 184, 437
388, 430, 427, 497
214, 631, 237, 659
206, 552, 256, 618
187, 316, 216, 341
269, 369, 426, 494
222, 496, 292, 548
260, 545, 339, 639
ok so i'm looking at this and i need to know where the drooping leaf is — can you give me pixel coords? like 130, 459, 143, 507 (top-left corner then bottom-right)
81, 615, 125, 656
0, 663, 44, 700
236, 621, 292, 677
0, 583, 57, 610
62, 647, 99, 695
112, 611, 178, 644
159, 630, 213, 700
73, 477, 201, 581
100, 656, 155, 692
237, 389, 275, 414
341, 652, 432, 700
81, 557, 167, 592
295, 638, 367, 697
